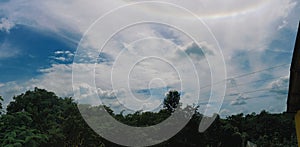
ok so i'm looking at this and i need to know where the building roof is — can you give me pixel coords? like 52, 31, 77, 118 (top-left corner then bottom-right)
287, 22, 300, 113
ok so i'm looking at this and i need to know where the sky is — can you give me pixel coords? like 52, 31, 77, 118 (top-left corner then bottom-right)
0, 0, 299, 117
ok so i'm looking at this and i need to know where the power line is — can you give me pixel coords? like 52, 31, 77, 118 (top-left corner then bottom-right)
231, 63, 290, 79
197, 85, 288, 105
245, 93, 287, 100
200, 63, 290, 89
231, 75, 287, 88
186, 63, 290, 106
198, 92, 287, 105
224, 86, 287, 97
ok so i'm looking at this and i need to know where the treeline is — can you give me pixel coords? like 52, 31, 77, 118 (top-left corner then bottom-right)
0, 88, 297, 146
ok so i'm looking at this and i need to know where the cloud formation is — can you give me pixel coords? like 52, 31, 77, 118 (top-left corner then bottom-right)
0, 41, 20, 59
50, 50, 74, 62
230, 95, 247, 106
269, 76, 289, 95
0, 18, 14, 33
0, 0, 299, 116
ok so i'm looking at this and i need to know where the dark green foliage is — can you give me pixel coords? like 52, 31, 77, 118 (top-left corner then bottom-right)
163, 90, 180, 112
0, 96, 3, 115
0, 112, 48, 146
1, 88, 105, 146
0, 88, 297, 146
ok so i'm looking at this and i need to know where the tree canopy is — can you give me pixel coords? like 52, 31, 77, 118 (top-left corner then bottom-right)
163, 90, 181, 113
0, 88, 297, 146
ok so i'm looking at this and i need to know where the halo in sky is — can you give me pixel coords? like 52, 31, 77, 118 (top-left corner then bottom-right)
72, 1, 226, 146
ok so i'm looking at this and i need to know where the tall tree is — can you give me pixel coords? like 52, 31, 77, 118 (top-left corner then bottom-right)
163, 90, 181, 112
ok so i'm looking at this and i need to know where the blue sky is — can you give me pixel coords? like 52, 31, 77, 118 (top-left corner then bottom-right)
0, 25, 76, 82
0, 0, 300, 117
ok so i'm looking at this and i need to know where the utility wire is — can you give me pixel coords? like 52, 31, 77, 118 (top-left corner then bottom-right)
231, 75, 287, 88
198, 92, 287, 105
223, 86, 287, 97
200, 63, 290, 89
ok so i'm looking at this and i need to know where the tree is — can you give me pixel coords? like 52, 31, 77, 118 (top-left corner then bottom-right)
0, 112, 48, 146
163, 90, 181, 112
0, 96, 3, 115
3, 88, 105, 146
0, 88, 298, 146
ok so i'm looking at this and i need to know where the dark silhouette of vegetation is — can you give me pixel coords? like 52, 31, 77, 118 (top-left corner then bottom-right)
163, 90, 180, 113
0, 96, 3, 115
0, 88, 297, 146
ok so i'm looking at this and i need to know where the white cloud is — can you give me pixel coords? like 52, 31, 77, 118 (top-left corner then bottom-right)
54, 51, 64, 54
53, 57, 66, 62
31, 64, 73, 97
230, 95, 247, 106
0, 0, 298, 115
54, 50, 74, 56
278, 20, 288, 30
0, 41, 20, 59
202, 0, 297, 53
269, 76, 289, 95
97, 89, 119, 99
1, 0, 297, 74
51, 50, 74, 62
1, 63, 100, 111
0, 64, 73, 107
0, 81, 26, 108
0, 18, 15, 33
220, 109, 231, 116
1, 0, 297, 49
